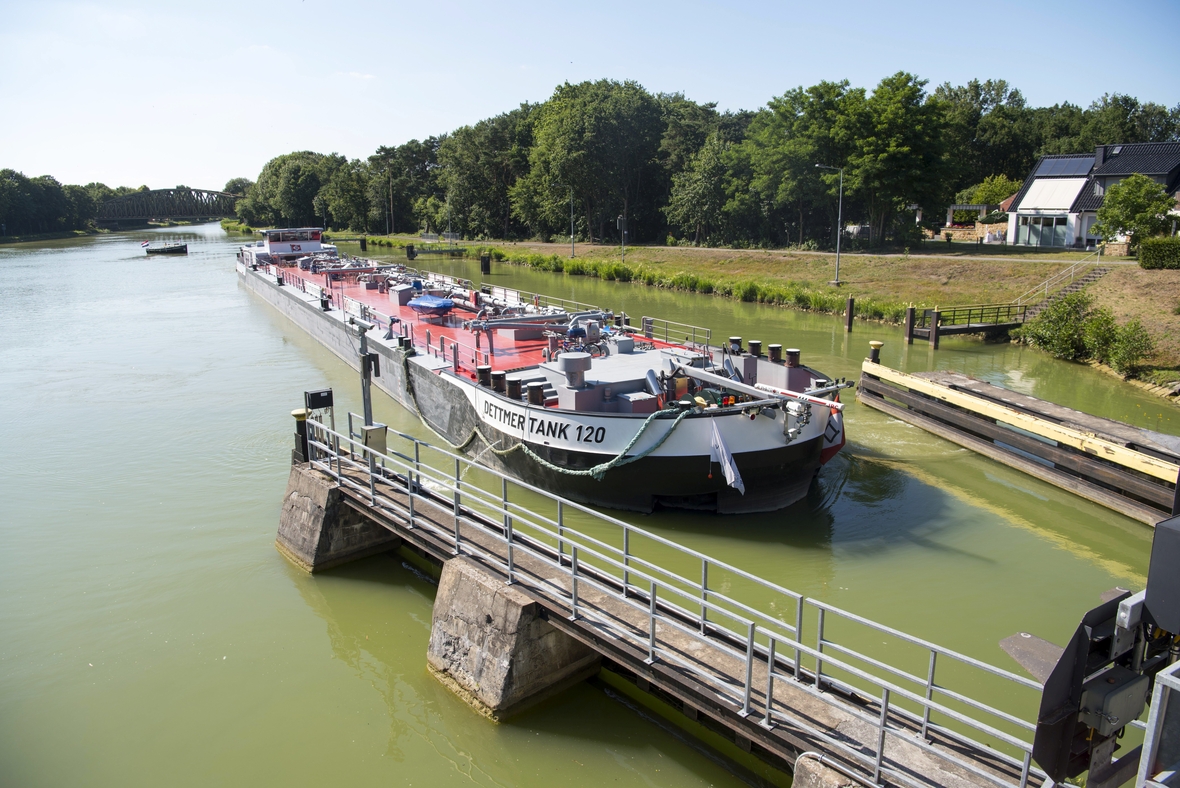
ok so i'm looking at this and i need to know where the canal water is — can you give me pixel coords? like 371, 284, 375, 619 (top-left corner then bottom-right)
1, 225, 1172, 786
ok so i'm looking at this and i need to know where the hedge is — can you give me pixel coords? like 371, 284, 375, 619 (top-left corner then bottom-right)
1139, 237, 1180, 269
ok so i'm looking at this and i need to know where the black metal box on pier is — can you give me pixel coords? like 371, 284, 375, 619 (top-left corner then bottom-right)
304, 389, 333, 410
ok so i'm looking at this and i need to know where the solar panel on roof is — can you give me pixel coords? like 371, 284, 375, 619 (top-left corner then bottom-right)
1034, 157, 1093, 178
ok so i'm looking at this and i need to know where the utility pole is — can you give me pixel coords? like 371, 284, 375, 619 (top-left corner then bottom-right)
569, 186, 575, 258
353, 318, 375, 426
815, 163, 845, 285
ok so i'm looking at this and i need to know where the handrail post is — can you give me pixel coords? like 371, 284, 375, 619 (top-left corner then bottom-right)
622, 526, 630, 595
763, 636, 777, 728
557, 501, 565, 560
816, 608, 826, 690
1019, 751, 1032, 788
700, 558, 709, 633
452, 458, 461, 555
921, 649, 937, 740
741, 621, 755, 717
794, 601, 803, 682
503, 478, 514, 584
569, 546, 579, 620
874, 688, 891, 784
646, 581, 658, 664
413, 442, 421, 491
368, 447, 376, 505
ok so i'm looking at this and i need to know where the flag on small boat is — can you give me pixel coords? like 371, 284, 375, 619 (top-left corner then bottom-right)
710, 419, 745, 495
141, 241, 150, 247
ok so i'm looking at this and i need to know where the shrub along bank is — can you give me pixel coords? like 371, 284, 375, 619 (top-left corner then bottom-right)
468, 245, 913, 323
1014, 292, 1153, 376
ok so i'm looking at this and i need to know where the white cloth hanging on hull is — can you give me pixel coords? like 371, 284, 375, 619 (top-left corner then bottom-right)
710, 419, 745, 495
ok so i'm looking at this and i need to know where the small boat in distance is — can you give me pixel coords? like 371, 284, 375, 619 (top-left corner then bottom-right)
145, 242, 188, 255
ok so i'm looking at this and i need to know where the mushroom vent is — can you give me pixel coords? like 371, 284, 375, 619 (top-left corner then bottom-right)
558, 352, 592, 388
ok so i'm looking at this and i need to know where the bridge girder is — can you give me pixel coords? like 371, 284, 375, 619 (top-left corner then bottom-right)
97, 189, 239, 221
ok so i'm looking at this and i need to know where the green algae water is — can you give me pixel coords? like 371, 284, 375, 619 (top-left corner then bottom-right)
0, 227, 1172, 786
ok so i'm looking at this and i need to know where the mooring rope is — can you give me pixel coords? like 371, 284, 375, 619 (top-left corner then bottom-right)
400, 351, 691, 480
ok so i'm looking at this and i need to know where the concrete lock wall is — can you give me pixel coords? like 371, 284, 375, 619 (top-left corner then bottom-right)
276, 464, 401, 572
427, 557, 601, 719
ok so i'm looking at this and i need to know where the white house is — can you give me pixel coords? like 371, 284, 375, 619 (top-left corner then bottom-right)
1006, 143, 1180, 248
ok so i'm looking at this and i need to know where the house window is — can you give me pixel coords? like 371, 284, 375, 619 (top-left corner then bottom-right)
1094, 180, 1104, 197
1018, 216, 1069, 247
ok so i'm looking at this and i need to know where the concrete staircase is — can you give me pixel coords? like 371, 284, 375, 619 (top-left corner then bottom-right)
1023, 266, 1111, 319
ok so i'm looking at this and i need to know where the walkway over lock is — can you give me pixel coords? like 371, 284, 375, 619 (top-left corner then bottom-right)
288, 410, 1058, 788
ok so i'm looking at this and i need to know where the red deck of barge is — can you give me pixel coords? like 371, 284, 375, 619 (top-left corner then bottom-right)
276, 263, 686, 396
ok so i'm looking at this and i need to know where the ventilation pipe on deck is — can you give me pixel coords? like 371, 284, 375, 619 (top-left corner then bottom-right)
558, 352, 592, 389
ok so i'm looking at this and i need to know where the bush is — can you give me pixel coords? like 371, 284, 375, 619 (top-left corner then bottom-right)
1082, 308, 1118, 364
1016, 292, 1092, 359
1109, 319, 1153, 375
1139, 237, 1180, 269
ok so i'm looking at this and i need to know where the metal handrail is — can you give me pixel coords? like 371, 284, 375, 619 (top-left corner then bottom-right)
639, 316, 712, 348
1014, 249, 1102, 306
914, 303, 1028, 329
479, 283, 602, 316
298, 416, 1052, 786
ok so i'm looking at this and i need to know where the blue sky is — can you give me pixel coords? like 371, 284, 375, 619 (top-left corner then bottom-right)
3, 0, 1178, 190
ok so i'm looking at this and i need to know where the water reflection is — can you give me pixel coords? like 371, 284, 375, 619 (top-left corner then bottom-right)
292, 553, 760, 786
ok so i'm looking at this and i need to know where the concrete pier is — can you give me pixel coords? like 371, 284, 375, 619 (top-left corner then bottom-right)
276, 463, 401, 572
270, 411, 1052, 787
427, 557, 600, 719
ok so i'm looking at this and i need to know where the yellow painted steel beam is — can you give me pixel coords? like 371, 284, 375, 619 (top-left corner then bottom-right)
860, 361, 1180, 483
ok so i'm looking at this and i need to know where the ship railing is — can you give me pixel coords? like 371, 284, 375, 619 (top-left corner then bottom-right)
301, 415, 1050, 788
421, 334, 491, 375
638, 316, 712, 349
480, 284, 601, 316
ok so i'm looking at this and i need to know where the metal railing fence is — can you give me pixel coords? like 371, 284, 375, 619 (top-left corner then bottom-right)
300, 414, 1048, 788
914, 304, 1028, 330
639, 316, 712, 349
479, 283, 601, 316
1014, 250, 1102, 306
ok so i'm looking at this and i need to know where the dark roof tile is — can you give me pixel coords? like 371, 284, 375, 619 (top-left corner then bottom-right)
1070, 178, 1104, 212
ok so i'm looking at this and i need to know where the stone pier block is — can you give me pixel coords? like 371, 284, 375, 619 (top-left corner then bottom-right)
276, 463, 401, 572
427, 557, 600, 719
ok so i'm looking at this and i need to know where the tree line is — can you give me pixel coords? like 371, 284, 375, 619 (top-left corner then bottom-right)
234, 75, 1179, 248
0, 173, 255, 237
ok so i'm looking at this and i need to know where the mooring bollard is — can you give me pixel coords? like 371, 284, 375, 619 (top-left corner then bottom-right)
869, 340, 883, 364
930, 308, 941, 349
845, 296, 855, 333
904, 306, 916, 344
359, 236, 367, 252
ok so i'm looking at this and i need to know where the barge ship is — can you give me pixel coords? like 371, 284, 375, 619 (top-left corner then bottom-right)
238, 229, 849, 513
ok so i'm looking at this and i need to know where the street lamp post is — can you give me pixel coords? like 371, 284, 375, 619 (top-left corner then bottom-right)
816, 163, 844, 285
556, 183, 575, 257
617, 215, 627, 264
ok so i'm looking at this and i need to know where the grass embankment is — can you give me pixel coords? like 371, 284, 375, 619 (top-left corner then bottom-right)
0, 228, 106, 245
1089, 267, 1180, 386
463, 241, 1078, 324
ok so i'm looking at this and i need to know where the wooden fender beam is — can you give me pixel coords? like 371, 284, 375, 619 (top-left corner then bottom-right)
860, 361, 1180, 483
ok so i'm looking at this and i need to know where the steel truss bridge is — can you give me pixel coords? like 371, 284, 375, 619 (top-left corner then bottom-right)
97, 189, 239, 222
